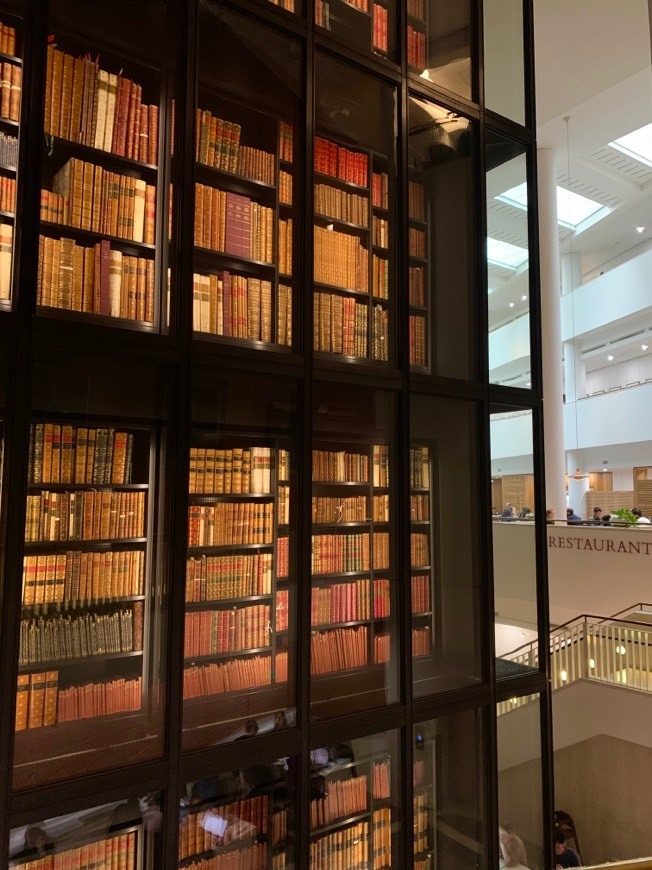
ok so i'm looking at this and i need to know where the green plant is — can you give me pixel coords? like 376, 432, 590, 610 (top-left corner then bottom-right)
610, 508, 637, 525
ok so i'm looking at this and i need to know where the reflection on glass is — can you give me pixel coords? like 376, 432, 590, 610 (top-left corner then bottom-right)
408, 96, 476, 378
193, 5, 301, 351
310, 729, 398, 868
14, 354, 165, 790
483, 0, 525, 125
411, 395, 482, 697
0, 3, 21, 308
314, 53, 396, 365
183, 372, 296, 751
491, 408, 539, 678
181, 753, 295, 869
311, 382, 397, 720
38, 0, 175, 328
9, 793, 163, 867
407, 0, 472, 100
315, 0, 395, 62
497, 694, 544, 869
413, 710, 485, 869
486, 133, 530, 387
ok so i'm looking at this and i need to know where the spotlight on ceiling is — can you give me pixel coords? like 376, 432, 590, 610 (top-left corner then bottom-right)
508, 302, 515, 308
607, 354, 614, 361
636, 226, 645, 233
642, 344, 649, 351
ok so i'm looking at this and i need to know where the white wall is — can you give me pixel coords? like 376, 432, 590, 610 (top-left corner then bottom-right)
565, 383, 652, 451
587, 355, 652, 394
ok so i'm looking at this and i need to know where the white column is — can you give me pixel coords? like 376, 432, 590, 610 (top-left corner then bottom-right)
538, 148, 566, 520
566, 451, 590, 519
562, 253, 586, 401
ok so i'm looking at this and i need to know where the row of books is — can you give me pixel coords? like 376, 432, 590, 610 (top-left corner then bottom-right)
28, 423, 136, 485
315, 183, 369, 226
278, 536, 289, 578
38, 236, 155, 322
279, 120, 293, 163
278, 485, 290, 526
407, 25, 427, 71
276, 589, 289, 631
412, 625, 431, 657
414, 791, 429, 853
314, 225, 368, 292
410, 494, 429, 522
314, 0, 332, 31
22, 550, 145, 606
372, 216, 389, 248
414, 859, 432, 870
314, 137, 369, 187
19, 604, 143, 665
193, 271, 274, 342
409, 446, 431, 489
372, 807, 392, 869
45, 47, 159, 164
195, 108, 243, 175
311, 533, 371, 574
406, 0, 426, 22
410, 315, 427, 368
187, 502, 274, 547
11, 832, 137, 870
312, 449, 369, 483
194, 185, 274, 264
278, 216, 292, 275
409, 265, 425, 306
310, 626, 368, 674
313, 292, 368, 358
0, 20, 17, 56
179, 796, 268, 859
279, 169, 292, 205
312, 495, 371, 524
16, 671, 141, 729
372, 172, 389, 210
311, 821, 370, 869
374, 632, 390, 664
0, 221, 11, 299
411, 575, 431, 614
0, 131, 16, 169
189, 446, 274, 495
373, 4, 389, 54
411, 533, 429, 568
409, 180, 426, 221
409, 226, 426, 258
47, 158, 157, 244
273, 810, 287, 847
0, 59, 20, 122
179, 845, 267, 870
25, 490, 146, 542
184, 605, 271, 658
373, 445, 389, 488
0, 172, 14, 210
373, 759, 391, 799
185, 553, 273, 602
372, 253, 389, 299
183, 651, 287, 699
311, 578, 381, 625
310, 773, 367, 828
371, 304, 389, 362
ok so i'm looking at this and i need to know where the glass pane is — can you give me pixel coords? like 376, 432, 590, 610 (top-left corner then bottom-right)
14, 350, 166, 790
483, 0, 525, 125
0, 1, 22, 308
315, 0, 396, 63
408, 95, 476, 378
491, 407, 539, 679
314, 52, 396, 366
194, 5, 301, 352
38, 0, 177, 328
181, 752, 296, 869
310, 728, 399, 867
497, 693, 544, 869
9, 793, 163, 867
486, 132, 530, 387
413, 709, 486, 869
411, 395, 482, 697
183, 371, 297, 751
311, 383, 397, 720
408, 0, 472, 101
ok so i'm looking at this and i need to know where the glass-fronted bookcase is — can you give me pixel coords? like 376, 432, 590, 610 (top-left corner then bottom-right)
0, 0, 552, 867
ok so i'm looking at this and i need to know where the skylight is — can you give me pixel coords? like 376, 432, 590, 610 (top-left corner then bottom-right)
487, 238, 528, 270
610, 123, 652, 168
496, 182, 605, 229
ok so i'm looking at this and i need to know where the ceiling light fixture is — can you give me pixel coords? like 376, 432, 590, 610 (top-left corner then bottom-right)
508, 302, 515, 308
642, 344, 649, 351
521, 295, 527, 301
607, 354, 614, 361
637, 226, 645, 233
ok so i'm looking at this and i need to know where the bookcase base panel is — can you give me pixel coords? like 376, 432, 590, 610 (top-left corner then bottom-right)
311, 665, 391, 720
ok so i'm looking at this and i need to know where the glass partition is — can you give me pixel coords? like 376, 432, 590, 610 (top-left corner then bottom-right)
413, 708, 486, 869
315, 0, 396, 63
410, 395, 482, 697
486, 132, 530, 388
0, 0, 22, 310
314, 52, 397, 366
483, 0, 525, 125
408, 95, 477, 378
407, 0, 473, 101
491, 407, 539, 679
311, 382, 397, 720
183, 370, 297, 751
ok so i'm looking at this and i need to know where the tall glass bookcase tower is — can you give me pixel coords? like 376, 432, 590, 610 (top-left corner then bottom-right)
0, 0, 554, 867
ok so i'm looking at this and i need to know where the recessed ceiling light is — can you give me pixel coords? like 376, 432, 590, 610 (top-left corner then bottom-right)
508, 302, 515, 308
642, 344, 649, 351
637, 226, 645, 234
521, 295, 527, 301
607, 354, 614, 361
526, 381, 531, 387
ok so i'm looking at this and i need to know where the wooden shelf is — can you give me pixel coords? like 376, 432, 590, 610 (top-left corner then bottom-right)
40, 220, 156, 255
44, 135, 158, 178
18, 650, 143, 672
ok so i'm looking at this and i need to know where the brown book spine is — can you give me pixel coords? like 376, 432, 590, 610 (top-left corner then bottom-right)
15, 674, 29, 731
27, 671, 46, 729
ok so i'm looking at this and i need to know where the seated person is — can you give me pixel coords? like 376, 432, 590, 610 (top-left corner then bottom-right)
632, 507, 651, 524
499, 824, 529, 869
555, 830, 580, 867
588, 506, 602, 523
566, 508, 581, 523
